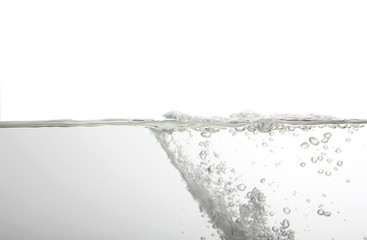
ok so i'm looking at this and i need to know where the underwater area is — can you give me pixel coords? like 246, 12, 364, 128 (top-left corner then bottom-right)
0, 111, 366, 240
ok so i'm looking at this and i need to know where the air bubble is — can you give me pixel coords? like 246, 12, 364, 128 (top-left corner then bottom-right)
337, 161, 343, 166
335, 148, 342, 154
283, 207, 291, 214
199, 150, 207, 160
280, 219, 290, 229
323, 145, 328, 150
306, 199, 311, 203
317, 156, 323, 161
300, 162, 306, 167
200, 132, 212, 138
325, 171, 331, 176
301, 142, 309, 149
327, 158, 333, 163
208, 165, 215, 173
237, 184, 246, 191
311, 157, 318, 163
317, 209, 324, 216
318, 169, 325, 174
201, 237, 206, 240
346, 138, 351, 142
272, 226, 278, 232
262, 142, 268, 147
260, 178, 266, 183
346, 179, 351, 183
321, 138, 329, 143
324, 211, 332, 217
324, 132, 332, 138
309, 137, 320, 145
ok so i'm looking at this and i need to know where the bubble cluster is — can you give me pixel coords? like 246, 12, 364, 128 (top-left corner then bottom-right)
151, 112, 365, 240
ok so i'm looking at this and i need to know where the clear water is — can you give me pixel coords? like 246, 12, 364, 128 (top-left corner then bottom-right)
1, 111, 367, 240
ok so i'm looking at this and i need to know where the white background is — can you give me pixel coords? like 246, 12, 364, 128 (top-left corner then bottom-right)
1, 0, 367, 121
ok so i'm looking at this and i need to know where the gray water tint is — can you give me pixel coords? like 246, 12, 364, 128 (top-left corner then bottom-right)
1, 111, 367, 240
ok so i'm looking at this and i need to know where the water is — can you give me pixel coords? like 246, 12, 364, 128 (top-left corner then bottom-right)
1, 111, 367, 239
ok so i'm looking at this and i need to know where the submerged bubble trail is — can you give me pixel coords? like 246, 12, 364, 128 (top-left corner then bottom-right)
150, 111, 366, 240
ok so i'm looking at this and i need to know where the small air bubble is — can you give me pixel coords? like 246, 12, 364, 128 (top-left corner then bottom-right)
325, 171, 331, 176
269, 212, 275, 216
301, 142, 309, 149
324, 211, 332, 217
318, 169, 325, 174
306, 199, 311, 203
321, 137, 329, 143
262, 142, 268, 147
260, 178, 266, 183
346, 138, 351, 142
311, 157, 318, 163
327, 158, 333, 163
272, 226, 278, 232
323, 145, 328, 150
281, 219, 290, 229
200, 132, 212, 138
309, 137, 320, 145
337, 161, 343, 166
199, 150, 207, 160
317, 209, 324, 216
335, 148, 342, 154
324, 132, 332, 138
283, 207, 291, 214
237, 184, 246, 191
300, 162, 306, 167
200, 237, 206, 240
346, 179, 351, 183
334, 167, 338, 171
317, 156, 324, 161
